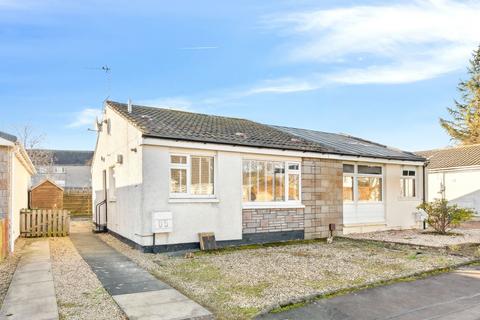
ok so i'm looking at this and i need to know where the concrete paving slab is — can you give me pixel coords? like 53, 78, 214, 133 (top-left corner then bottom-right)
3, 281, 56, 304
105, 280, 171, 296
113, 290, 212, 320
0, 296, 58, 320
15, 261, 51, 273
10, 269, 53, 285
0, 240, 58, 320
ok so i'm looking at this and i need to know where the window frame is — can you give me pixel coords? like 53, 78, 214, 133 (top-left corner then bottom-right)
343, 162, 384, 204
242, 159, 302, 207
400, 167, 417, 199
169, 153, 216, 199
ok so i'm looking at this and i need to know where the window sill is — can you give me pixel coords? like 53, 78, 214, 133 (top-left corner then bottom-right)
242, 202, 305, 210
168, 198, 219, 204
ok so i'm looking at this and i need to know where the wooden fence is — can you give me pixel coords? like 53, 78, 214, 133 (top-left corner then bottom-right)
20, 209, 70, 238
64, 189, 92, 216
0, 218, 8, 261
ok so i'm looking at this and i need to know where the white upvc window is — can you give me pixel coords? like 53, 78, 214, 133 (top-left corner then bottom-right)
400, 167, 417, 198
169, 154, 215, 197
343, 163, 383, 203
242, 159, 301, 204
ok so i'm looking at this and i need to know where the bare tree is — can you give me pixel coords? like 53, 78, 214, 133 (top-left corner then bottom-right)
16, 125, 55, 175
16, 125, 46, 149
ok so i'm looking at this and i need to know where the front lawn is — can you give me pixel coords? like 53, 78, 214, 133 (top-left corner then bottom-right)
99, 235, 472, 320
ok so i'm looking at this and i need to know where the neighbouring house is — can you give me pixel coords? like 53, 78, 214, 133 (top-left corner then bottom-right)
92, 101, 426, 252
417, 144, 480, 216
28, 149, 94, 190
0, 131, 36, 252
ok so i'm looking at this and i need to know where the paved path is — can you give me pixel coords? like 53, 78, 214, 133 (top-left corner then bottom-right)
259, 265, 480, 320
70, 230, 212, 320
0, 240, 59, 320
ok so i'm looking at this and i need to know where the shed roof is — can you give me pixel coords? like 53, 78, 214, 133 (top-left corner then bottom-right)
107, 100, 424, 162
31, 178, 64, 191
416, 144, 480, 169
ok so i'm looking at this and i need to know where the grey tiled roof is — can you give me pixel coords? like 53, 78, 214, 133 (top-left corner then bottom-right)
0, 131, 18, 143
107, 100, 424, 162
417, 144, 480, 169
107, 101, 334, 153
27, 149, 94, 166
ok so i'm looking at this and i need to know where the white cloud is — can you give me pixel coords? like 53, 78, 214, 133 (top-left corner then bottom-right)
137, 97, 193, 111
246, 78, 319, 94
255, 0, 480, 90
67, 108, 102, 128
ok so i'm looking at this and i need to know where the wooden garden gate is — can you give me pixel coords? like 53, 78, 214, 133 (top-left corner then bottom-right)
20, 209, 70, 237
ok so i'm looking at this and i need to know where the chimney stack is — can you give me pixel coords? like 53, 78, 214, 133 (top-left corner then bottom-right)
127, 99, 132, 113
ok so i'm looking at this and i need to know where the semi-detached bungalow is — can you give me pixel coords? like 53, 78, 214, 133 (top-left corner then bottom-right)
92, 101, 426, 252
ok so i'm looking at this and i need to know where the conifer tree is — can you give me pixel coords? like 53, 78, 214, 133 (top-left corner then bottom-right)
440, 46, 480, 144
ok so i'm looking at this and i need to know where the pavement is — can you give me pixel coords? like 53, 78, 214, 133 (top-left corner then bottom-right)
0, 240, 59, 320
259, 265, 480, 320
70, 227, 213, 320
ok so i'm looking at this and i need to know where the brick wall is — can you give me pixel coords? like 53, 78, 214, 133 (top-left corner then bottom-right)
302, 158, 343, 239
0, 147, 10, 217
242, 208, 304, 234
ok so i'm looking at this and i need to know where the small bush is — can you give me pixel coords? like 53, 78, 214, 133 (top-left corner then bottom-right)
418, 199, 475, 234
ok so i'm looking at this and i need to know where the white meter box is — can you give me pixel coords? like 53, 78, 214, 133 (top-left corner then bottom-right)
152, 211, 173, 233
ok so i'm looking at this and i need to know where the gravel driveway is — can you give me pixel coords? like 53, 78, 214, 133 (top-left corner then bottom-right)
98, 234, 471, 320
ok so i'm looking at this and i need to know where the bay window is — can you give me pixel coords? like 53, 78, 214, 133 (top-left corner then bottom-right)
400, 168, 416, 198
170, 154, 214, 196
242, 160, 300, 203
343, 163, 383, 202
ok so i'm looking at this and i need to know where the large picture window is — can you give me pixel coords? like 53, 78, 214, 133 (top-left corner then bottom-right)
170, 154, 214, 196
343, 163, 383, 202
242, 160, 300, 203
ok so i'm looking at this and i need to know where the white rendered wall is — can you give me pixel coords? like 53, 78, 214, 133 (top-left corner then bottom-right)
91, 106, 144, 242
11, 153, 31, 244
143, 147, 233, 246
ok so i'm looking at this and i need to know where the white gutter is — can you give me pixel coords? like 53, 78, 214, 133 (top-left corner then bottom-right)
142, 137, 424, 166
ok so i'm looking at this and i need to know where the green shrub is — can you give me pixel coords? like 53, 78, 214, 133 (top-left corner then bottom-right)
418, 199, 475, 234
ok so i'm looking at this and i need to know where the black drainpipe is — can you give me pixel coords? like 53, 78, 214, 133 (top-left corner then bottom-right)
422, 160, 429, 230
422, 159, 429, 203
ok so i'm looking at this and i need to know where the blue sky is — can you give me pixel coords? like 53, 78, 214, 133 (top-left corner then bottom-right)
1, 0, 479, 151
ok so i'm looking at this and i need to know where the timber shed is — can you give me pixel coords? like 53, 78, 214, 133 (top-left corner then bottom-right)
30, 179, 64, 209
